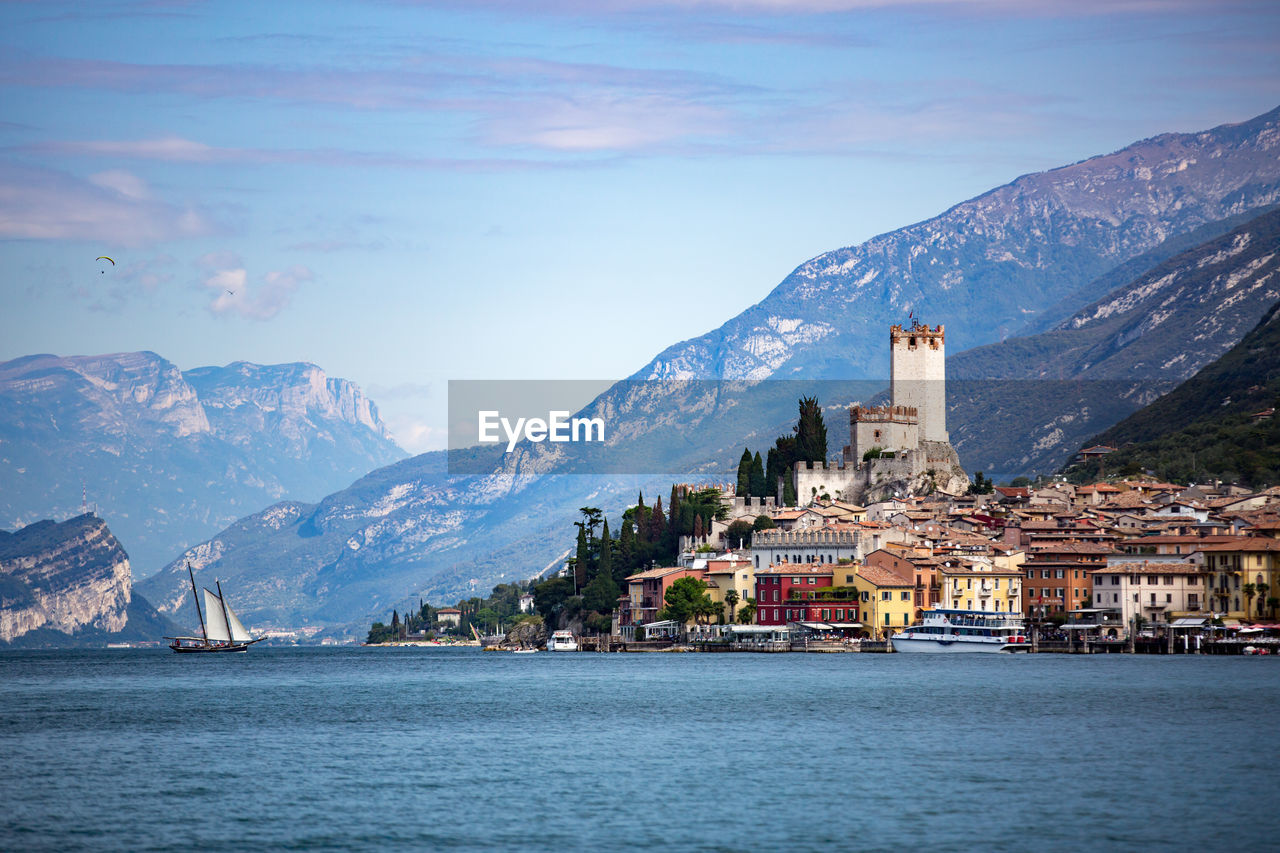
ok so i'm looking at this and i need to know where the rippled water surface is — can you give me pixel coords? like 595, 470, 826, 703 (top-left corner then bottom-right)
2, 647, 1278, 851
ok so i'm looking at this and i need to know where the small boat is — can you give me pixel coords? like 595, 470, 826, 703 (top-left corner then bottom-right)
891, 609, 1030, 654
547, 630, 579, 652
512, 647, 538, 654
165, 563, 262, 653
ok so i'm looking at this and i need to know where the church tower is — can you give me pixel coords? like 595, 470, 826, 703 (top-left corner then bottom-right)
890, 321, 947, 444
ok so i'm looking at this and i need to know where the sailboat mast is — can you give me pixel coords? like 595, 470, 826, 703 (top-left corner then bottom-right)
217, 580, 234, 645
188, 562, 207, 641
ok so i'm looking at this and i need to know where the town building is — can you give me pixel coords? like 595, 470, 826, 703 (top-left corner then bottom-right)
1089, 561, 1204, 627
938, 560, 1024, 613
853, 563, 914, 638
753, 563, 853, 627
618, 565, 707, 641
1193, 538, 1280, 619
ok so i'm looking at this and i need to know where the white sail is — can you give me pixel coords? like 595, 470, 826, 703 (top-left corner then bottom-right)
203, 588, 230, 642
222, 598, 254, 643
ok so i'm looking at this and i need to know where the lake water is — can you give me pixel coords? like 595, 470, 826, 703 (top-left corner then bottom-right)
2, 647, 1278, 851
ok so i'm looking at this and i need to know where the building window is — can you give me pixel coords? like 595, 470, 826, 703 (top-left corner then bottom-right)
1164, 575, 1174, 585
1055, 570, 1065, 579
1166, 594, 1172, 603
881, 591, 891, 601
808, 577, 817, 585
884, 613, 890, 625
901, 591, 910, 601
846, 575, 854, 583
1042, 569, 1050, 579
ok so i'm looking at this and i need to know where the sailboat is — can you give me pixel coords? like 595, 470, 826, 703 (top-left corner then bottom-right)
166, 563, 263, 653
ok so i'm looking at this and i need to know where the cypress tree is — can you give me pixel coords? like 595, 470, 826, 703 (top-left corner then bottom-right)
782, 467, 797, 506
617, 518, 635, 579
598, 519, 613, 583
795, 396, 828, 463
766, 447, 784, 502
737, 447, 753, 496
669, 485, 683, 535
574, 522, 590, 590
648, 496, 666, 552
693, 512, 704, 541
749, 451, 766, 498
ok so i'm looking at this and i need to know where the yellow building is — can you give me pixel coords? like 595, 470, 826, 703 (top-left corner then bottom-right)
701, 554, 758, 623
939, 558, 1024, 614
854, 563, 915, 639
1195, 538, 1280, 620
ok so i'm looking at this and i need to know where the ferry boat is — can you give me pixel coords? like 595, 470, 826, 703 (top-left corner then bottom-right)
547, 630, 578, 652
891, 609, 1030, 653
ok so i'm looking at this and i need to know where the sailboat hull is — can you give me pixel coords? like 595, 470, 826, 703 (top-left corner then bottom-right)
169, 640, 254, 653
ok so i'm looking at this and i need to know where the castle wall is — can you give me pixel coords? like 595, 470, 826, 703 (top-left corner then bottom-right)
851, 417, 918, 459
890, 323, 948, 443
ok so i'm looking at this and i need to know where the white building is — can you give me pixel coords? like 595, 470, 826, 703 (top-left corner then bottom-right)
1089, 561, 1204, 626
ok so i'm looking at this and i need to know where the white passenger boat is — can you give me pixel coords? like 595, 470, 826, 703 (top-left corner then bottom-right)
547, 630, 578, 652
891, 609, 1030, 653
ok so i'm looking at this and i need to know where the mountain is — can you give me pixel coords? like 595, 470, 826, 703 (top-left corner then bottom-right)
142, 106, 1280, 627
943, 205, 1280, 478
1060, 299, 1280, 486
0, 352, 405, 574
635, 106, 1280, 383
0, 513, 177, 647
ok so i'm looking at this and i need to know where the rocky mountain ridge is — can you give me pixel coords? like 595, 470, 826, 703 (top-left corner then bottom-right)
0, 352, 405, 574
0, 513, 174, 645
637, 105, 1280, 383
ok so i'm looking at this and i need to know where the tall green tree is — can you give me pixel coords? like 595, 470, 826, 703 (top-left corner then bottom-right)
795, 395, 828, 464
648, 496, 666, 549
725, 519, 753, 549
582, 569, 620, 618
615, 519, 635, 583
598, 519, 613, 583
782, 467, 797, 506
573, 522, 590, 590
765, 447, 785, 502
737, 447, 753, 496
749, 451, 766, 498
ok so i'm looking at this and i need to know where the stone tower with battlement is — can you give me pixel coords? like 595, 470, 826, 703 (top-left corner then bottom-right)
890, 321, 947, 444
795, 319, 968, 504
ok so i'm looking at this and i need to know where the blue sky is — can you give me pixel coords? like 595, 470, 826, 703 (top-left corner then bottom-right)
2, 0, 1278, 452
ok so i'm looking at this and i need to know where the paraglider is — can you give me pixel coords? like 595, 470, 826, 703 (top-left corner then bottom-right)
96, 256, 114, 274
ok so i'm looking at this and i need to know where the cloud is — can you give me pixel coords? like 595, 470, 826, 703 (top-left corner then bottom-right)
382, 412, 445, 454
0, 162, 214, 245
200, 261, 313, 320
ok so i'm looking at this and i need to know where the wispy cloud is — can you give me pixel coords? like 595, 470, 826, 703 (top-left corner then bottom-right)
0, 162, 213, 244
199, 255, 313, 320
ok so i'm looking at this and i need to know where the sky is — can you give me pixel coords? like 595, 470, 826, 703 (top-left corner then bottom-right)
2, 0, 1278, 454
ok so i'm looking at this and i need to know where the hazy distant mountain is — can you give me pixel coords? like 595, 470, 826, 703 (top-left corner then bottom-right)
0, 352, 405, 574
140, 105, 1280, 627
0, 513, 177, 647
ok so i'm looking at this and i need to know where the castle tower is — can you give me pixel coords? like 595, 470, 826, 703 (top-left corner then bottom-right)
890, 321, 947, 444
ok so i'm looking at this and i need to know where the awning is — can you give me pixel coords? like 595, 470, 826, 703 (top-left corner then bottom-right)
829, 622, 863, 629
799, 622, 833, 630
640, 619, 679, 630
728, 624, 790, 634
1171, 618, 1207, 628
